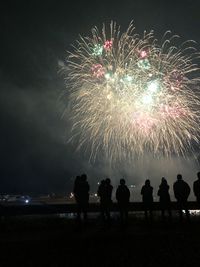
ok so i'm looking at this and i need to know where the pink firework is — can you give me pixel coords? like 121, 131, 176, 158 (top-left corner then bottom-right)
140, 50, 148, 58
91, 64, 105, 78
104, 40, 113, 51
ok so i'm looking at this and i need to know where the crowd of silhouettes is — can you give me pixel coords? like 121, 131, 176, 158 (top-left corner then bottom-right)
73, 172, 200, 224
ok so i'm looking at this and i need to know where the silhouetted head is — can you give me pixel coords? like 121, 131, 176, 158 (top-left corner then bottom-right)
177, 174, 182, 181
105, 178, 111, 185
120, 178, 126, 185
81, 174, 87, 182
161, 177, 167, 185
197, 172, 200, 180
145, 179, 150, 186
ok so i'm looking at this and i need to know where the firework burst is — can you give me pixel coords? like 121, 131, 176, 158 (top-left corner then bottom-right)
63, 22, 200, 162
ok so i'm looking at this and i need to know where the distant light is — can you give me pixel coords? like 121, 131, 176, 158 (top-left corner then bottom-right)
97, 182, 100, 185
25, 199, 29, 203
69, 192, 74, 199
183, 210, 200, 214
94, 193, 98, 197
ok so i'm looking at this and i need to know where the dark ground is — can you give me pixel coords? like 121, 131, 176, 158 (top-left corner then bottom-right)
0, 213, 200, 267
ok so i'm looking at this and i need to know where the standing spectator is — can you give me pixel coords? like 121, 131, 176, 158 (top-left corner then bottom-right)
97, 179, 106, 220
157, 177, 171, 220
173, 174, 190, 221
116, 179, 130, 226
73, 174, 90, 222
193, 172, 200, 206
141, 179, 153, 220
97, 178, 113, 224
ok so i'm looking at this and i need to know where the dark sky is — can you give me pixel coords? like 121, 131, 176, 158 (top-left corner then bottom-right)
0, 0, 200, 195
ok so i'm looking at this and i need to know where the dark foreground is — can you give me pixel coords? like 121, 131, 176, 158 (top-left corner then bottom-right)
1, 213, 200, 267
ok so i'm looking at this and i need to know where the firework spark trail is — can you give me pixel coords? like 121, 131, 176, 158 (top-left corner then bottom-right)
63, 21, 200, 162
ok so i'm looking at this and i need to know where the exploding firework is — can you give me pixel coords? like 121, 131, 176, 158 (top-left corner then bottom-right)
63, 22, 200, 162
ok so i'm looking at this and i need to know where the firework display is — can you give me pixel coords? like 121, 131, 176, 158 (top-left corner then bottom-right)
64, 22, 200, 161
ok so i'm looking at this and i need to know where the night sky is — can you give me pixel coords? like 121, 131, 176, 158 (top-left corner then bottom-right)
1, 0, 200, 195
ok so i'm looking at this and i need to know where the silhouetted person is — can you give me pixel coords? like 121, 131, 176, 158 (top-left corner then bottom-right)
97, 178, 113, 224
173, 174, 190, 221
141, 179, 153, 220
116, 179, 130, 225
73, 174, 90, 222
193, 172, 200, 206
97, 179, 106, 220
157, 177, 171, 220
